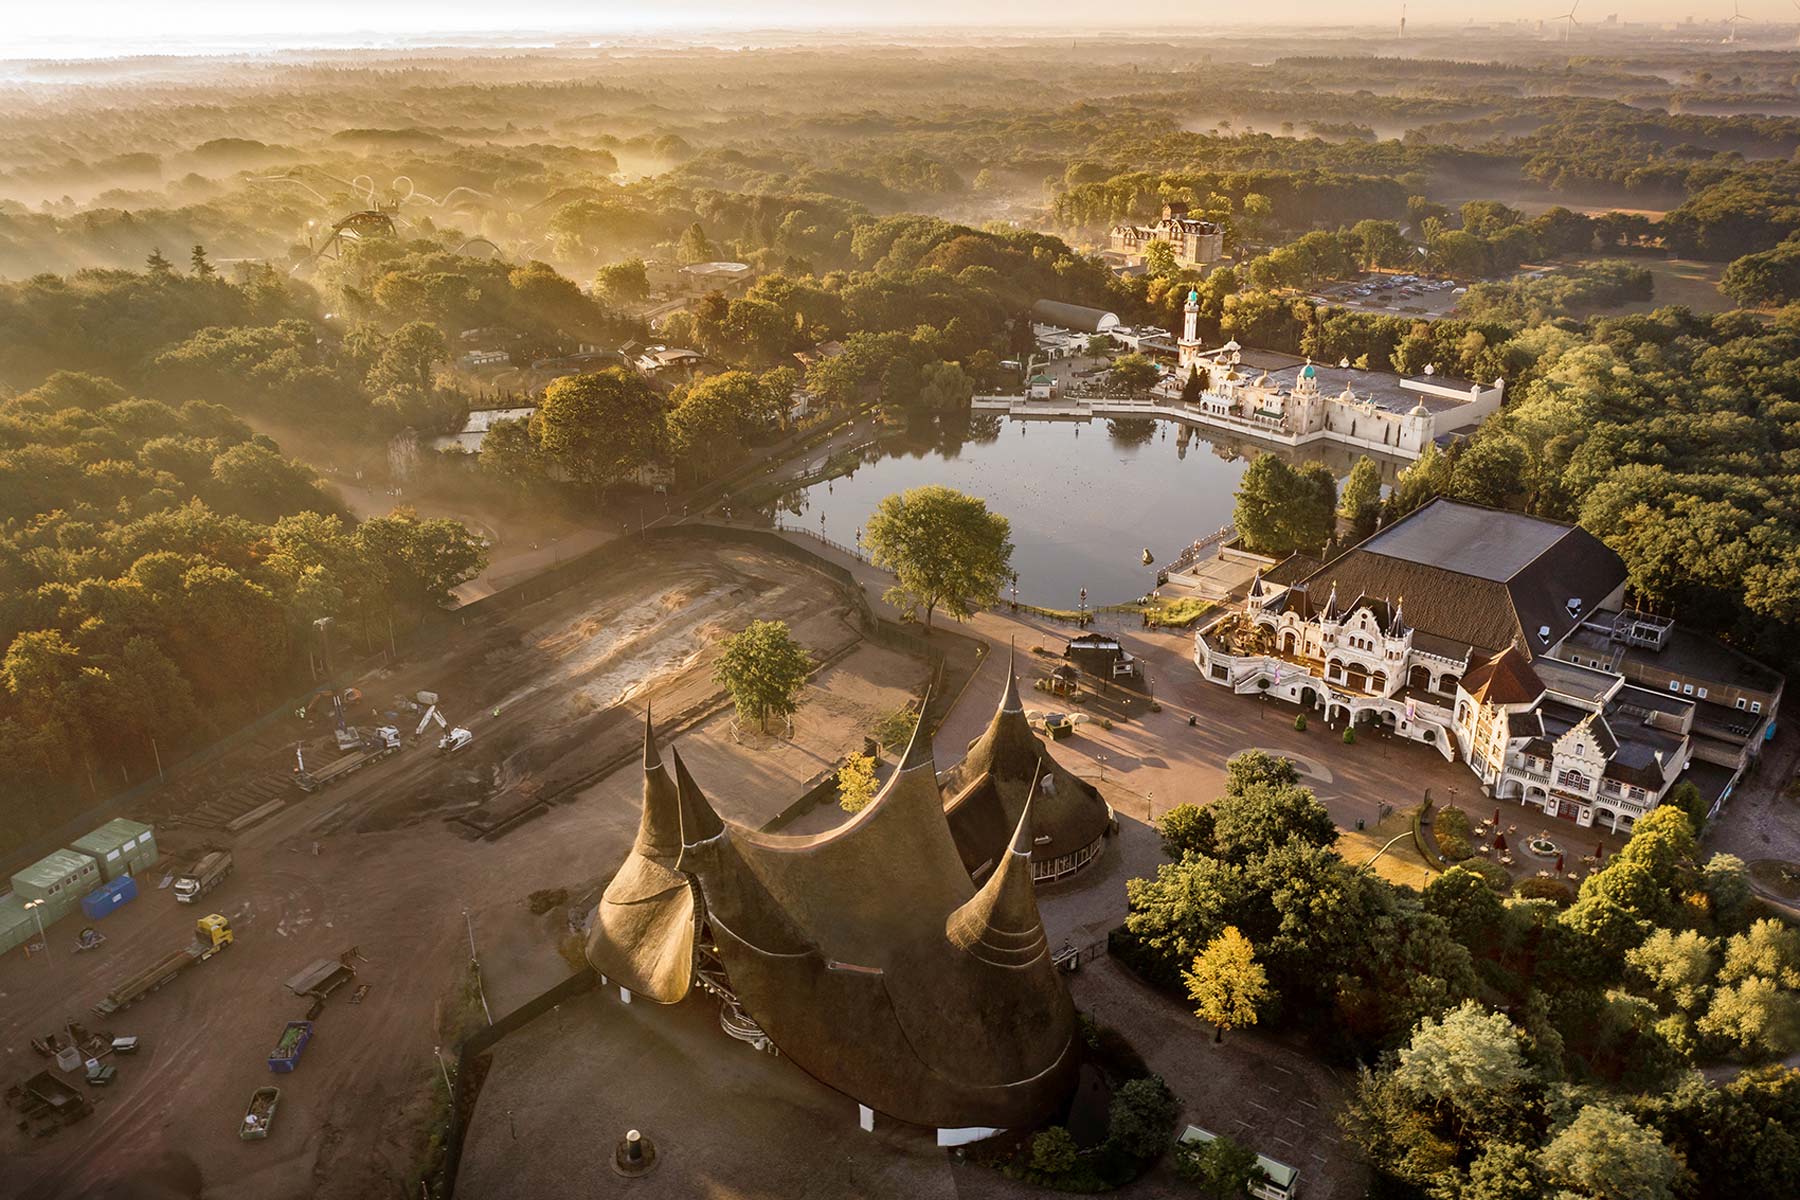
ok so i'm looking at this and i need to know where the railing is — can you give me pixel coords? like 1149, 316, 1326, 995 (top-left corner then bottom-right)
772, 520, 870, 563
1168, 524, 1235, 574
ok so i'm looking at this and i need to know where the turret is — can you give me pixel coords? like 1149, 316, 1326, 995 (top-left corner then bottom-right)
946, 773, 1049, 968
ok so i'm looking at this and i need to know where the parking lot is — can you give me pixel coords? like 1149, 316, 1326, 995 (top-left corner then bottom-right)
1310, 273, 1464, 320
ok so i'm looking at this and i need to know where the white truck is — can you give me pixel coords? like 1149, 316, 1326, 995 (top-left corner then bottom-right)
174, 850, 233, 904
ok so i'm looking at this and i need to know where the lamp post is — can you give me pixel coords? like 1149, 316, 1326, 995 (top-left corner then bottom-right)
24, 899, 47, 959
433, 1045, 453, 1095
1010, 572, 1019, 611
1097, 753, 1107, 783
1078, 587, 1088, 627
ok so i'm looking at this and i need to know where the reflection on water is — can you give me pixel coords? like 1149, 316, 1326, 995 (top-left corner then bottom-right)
760, 411, 1397, 607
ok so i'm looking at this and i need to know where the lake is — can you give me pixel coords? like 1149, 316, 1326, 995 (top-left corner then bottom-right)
758, 412, 1394, 607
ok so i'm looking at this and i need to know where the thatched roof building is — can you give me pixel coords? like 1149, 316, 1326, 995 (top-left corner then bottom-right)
942, 649, 1113, 883
585, 704, 1079, 1133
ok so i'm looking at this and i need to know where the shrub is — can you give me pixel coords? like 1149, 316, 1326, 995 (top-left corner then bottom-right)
1294, 713, 1307, 732
1461, 859, 1514, 893
1031, 1127, 1079, 1175
526, 887, 569, 915
1437, 806, 1472, 839
1517, 877, 1575, 906
1439, 833, 1473, 862
1342, 727, 1356, 744
1106, 1075, 1180, 1161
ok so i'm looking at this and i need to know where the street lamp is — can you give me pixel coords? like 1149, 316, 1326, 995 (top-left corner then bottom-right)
1078, 587, 1088, 626
1097, 753, 1107, 783
23, 899, 47, 958
1010, 571, 1019, 610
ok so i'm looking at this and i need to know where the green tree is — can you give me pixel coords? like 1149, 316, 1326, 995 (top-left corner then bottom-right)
479, 417, 542, 486
713, 619, 811, 733
1720, 919, 1800, 988
1174, 1132, 1265, 1199
355, 508, 489, 616
1106, 1075, 1179, 1160
676, 222, 717, 264
594, 257, 650, 303
1156, 802, 1216, 860
1463, 1142, 1545, 1200
1393, 1001, 1531, 1114
1185, 926, 1270, 1042
535, 368, 667, 500
1209, 780, 1338, 863
1233, 453, 1335, 556
1144, 240, 1179, 277
667, 371, 771, 478
1538, 1104, 1678, 1200
836, 752, 878, 813
1338, 455, 1383, 544
863, 485, 1013, 630
190, 244, 216, 278
1109, 352, 1159, 395
1626, 928, 1720, 1014
1030, 1126, 1078, 1175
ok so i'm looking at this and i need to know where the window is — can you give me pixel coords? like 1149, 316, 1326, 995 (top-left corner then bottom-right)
1752, 701, 1763, 713
1697, 687, 1708, 699
1683, 684, 1694, 696
1737, 697, 1748, 710
1669, 680, 1681, 692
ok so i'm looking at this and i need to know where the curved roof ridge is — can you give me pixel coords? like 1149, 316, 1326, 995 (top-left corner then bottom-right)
671, 747, 725, 871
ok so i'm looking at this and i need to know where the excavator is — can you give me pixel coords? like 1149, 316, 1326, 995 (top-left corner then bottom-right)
415, 704, 473, 754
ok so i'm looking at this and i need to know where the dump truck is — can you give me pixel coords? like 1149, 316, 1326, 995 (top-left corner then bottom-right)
267, 1020, 313, 1073
173, 849, 233, 904
292, 727, 401, 793
92, 914, 233, 1016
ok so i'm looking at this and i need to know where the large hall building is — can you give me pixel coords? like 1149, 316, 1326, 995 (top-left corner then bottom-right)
1195, 498, 1782, 832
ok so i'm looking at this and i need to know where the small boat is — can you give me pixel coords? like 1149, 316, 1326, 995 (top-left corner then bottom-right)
1141, 548, 1154, 564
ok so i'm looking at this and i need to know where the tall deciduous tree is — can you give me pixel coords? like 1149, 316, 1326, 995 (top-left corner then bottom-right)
713, 619, 811, 733
864, 485, 1012, 630
535, 368, 667, 499
1538, 1105, 1678, 1200
1185, 926, 1270, 1042
1338, 455, 1383, 544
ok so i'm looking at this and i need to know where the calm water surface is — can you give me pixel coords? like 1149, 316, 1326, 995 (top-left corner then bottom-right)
763, 413, 1390, 606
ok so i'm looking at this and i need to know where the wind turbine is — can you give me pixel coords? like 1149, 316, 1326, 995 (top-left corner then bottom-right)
1555, 0, 1581, 41
1399, 2, 1407, 39
1725, 0, 1750, 42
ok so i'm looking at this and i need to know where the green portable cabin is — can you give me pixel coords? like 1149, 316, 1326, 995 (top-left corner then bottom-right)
0, 895, 37, 956
70, 818, 158, 882
9, 849, 101, 926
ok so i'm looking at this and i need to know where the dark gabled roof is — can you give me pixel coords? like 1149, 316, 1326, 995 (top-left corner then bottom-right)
1461, 648, 1544, 707
942, 648, 1111, 875
587, 705, 1077, 1130
1263, 553, 1323, 587
1297, 498, 1627, 659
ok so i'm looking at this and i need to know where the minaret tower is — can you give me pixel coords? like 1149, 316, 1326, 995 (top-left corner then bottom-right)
1178, 287, 1202, 373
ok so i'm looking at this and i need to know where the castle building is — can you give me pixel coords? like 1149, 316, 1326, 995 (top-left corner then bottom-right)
1108, 202, 1225, 269
1194, 499, 1782, 830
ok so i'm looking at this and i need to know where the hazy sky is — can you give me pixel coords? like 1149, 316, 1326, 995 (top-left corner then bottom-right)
8, 1, 1780, 52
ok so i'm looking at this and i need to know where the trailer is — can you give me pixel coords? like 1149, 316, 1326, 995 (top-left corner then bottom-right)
292, 727, 401, 793
267, 1021, 313, 1073
241, 1086, 280, 1140
173, 849, 233, 904
284, 955, 356, 1001
92, 914, 233, 1016
8, 1070, 93, 1128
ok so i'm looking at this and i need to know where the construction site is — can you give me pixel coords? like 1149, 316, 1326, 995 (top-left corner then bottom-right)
0, 530, 936, 1200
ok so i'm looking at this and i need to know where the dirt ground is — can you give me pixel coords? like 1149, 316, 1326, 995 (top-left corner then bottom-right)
0, 537, 928, 1200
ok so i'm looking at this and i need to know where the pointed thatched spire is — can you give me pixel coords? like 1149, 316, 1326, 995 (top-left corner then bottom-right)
633, 707, 683, 862
998, 640, 1023, 715
671, 746, 723, 848
946, 766, 1048, 968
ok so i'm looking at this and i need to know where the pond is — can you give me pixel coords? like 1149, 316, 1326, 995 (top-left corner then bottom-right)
757, 411, 1397, 607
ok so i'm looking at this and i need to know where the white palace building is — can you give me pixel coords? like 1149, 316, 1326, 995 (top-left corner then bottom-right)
1194, 499, 1783, 831
982, 290, 1505, 461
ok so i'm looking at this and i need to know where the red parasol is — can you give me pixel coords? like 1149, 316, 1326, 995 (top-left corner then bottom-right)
1494, 833, 1508, 851
1555, 853, 1564, 873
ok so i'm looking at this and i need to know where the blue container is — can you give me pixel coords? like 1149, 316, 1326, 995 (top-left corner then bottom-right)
80, 874, 138, 920
268, 1021, 314, 1073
